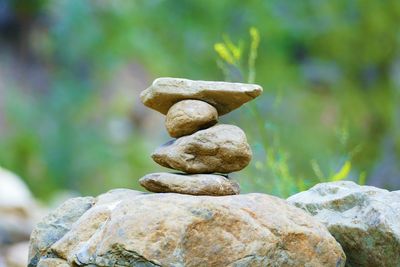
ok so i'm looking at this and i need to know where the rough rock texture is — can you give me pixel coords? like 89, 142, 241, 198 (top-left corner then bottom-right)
140, 77, 263, 115
28, 197, 95, 267
152, 124, 252, 174
139, 172, 240, 196
165, 100, 218, 138
37, 258, 69, 267
29, 189, 345, 267
288, 181, 400, 267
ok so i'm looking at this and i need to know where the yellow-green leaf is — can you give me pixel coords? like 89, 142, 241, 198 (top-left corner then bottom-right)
214, 43, 234, 64
331, 161, 351, 181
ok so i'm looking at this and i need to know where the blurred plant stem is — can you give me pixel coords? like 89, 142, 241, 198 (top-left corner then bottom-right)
214, 27, 362, 197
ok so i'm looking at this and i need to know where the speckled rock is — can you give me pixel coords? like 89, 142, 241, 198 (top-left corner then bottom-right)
165, 100, 218, 138
288, 181, 400, 267
152, 124, 252, 174
28, 196, 95, 267
29, 189, 345, 266
37, 258, 69, 267
140, 77, 263, 115
139, 172, 240, 196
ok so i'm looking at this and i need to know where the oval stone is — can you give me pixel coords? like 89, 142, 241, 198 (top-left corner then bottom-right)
165, 100, 218, 138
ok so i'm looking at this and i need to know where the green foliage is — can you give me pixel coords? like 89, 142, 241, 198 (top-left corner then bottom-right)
214, 27, 369, 197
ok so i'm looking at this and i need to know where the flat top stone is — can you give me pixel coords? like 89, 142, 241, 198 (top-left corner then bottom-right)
140, 77, 263, 115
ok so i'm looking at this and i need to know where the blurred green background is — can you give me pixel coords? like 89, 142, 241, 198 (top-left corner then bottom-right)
0, 0, 399, 201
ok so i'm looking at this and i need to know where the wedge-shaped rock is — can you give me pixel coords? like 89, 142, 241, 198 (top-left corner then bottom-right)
288, 181, 400, 267
28, 190, 144, 267
29, 189, 346, 266
140, 77, 263, 115
139, 172, 240, 196
152, 124, 252, 174
166, 100, 218, 138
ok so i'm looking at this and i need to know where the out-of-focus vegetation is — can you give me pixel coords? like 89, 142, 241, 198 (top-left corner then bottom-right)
0, 0, 399, 200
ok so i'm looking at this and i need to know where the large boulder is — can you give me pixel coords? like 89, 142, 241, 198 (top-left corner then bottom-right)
140, 77, 263, 115
288, 181, 400, 267
29, 189, 345, 266
152, 124, 252, 174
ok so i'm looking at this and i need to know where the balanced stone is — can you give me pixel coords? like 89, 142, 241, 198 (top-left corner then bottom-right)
139, 172, 240, 196
140, 77, 263, 115
29, 189, 346, 266
166, 100, 218, 138
152, 124, 252, 174
288, 181, 400, 267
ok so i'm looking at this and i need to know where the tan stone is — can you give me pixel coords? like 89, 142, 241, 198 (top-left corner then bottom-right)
29, 189, 346, 266
139, 172, 240, 196
152, 124, 252, 174
165, 100, 218, 138
140, 77, 263, 115
37, 258, 69, 267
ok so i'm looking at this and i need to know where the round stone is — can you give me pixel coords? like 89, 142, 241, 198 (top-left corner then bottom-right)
139, 172, 240, 196
165, 100, 218, 138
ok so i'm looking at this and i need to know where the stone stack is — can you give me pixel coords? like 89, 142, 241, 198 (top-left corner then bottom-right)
139, 77, 263, 196
28, 78, 347, 266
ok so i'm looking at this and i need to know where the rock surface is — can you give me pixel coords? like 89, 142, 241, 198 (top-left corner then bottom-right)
37, 258, 69, 267
140, 77, 263, 115
152, 124, 252, 174
29, 189, 345, 267
288, 181, 400, 267
165, 100, 218, 138
139, 172, 240, 196
28, 196, 95, 267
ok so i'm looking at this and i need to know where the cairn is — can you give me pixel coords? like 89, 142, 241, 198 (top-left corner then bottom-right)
139, 77, 263, 196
